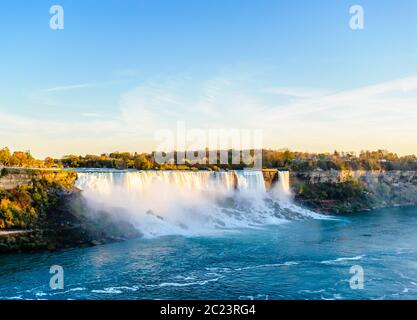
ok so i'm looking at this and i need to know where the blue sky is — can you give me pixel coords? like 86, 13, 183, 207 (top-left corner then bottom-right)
1, 0, 417, 157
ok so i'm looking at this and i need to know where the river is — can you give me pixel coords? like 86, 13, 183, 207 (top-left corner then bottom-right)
1, 206, 417, 299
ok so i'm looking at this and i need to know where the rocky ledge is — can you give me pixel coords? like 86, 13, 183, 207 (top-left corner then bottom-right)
291, 170, 417, 213
0, 168, 141, 253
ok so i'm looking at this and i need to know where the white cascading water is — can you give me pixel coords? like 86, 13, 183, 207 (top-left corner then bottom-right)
272, 171, 291, 202
235, 171, 266, 194
75, 170, 323, 237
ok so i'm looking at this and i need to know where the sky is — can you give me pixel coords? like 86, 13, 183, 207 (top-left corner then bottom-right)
1, 0, 417, 158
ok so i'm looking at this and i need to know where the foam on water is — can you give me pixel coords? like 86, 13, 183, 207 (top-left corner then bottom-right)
2, 206, 417, 300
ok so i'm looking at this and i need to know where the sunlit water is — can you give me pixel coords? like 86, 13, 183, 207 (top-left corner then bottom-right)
1, 206, 417, 300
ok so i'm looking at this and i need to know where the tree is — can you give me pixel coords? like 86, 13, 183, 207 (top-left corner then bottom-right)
0, 147, 11, 166
10, 151, 34, 167
61, 155, 81, 168
44, 157, 55, 168
134, 154, 154, 170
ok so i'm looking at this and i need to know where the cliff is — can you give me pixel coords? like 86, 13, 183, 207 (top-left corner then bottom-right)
0, 168, 140, 253
0, 167, 77, 190
262, 169, 278, 189
0, 168, 77, 230
291, 170, 417, 213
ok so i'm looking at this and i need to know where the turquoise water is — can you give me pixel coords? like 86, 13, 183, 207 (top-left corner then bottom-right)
1, 206, 417, 300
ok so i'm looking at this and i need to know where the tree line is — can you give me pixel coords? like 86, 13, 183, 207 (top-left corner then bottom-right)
0, 147, 56, 168
1, 147, 417, 171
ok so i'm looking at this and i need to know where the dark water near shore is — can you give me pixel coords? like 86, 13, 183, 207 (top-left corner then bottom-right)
1, 206, 417, 300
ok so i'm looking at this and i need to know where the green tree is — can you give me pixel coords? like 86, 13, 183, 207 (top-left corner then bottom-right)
44, 157, 56, 168
134, 154, 154, 170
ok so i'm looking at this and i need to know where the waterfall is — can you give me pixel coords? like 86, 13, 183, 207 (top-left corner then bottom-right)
76, 170, 271, 196
272, 171, 291, 202
76, 171, 238, 195
75, 170, 324, 237
235, 170, 266, 193
278, 171, 290, 193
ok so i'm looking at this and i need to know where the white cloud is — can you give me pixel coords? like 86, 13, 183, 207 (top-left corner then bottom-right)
261, 75, 417, 154
81, 113, 101, 118
1, 73, 417, 158
42, 80, 118, 92
263, 87, 330, 99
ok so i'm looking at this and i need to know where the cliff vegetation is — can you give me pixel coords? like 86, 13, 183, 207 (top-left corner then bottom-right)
0, 168, 140, 253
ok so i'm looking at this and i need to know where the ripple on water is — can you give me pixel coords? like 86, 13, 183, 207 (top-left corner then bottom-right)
320, 255, 365, 265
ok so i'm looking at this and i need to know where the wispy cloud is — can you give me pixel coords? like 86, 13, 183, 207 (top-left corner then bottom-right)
263, 87, 330, 99
81, 112, 101, 118
259, 75, 417, 153
42, 80, 117, 92
2, 73, 417, 157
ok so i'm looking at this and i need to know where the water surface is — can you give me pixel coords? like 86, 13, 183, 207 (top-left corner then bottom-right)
1, 206, 417, 300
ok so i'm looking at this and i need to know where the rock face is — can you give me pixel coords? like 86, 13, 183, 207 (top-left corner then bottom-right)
0, 168, 141, 253
262, 169, 278, 190
291, 170, 417, 213
0, 168, 77, 190
0, 171, 32, 190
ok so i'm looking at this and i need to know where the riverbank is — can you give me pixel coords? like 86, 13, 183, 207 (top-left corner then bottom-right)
290, 170, 417, 213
